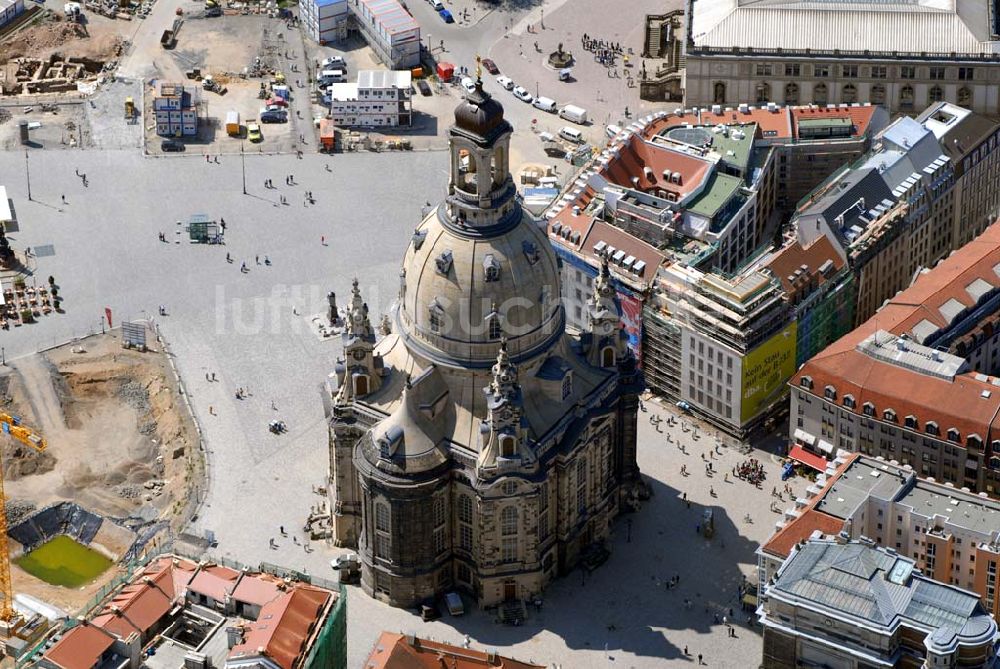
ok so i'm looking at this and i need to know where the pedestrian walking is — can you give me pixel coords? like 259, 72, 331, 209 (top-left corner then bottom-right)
256, 255, 260, 265
321, 235, 326, 245
698, 654, 703, 665
75, 168, 80, 176
61, 194, 65, 203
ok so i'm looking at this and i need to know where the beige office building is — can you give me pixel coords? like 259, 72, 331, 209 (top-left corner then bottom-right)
684, 0, 1000, 116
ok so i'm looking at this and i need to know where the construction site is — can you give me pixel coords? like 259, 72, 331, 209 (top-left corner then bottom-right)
0, 329, 204, 632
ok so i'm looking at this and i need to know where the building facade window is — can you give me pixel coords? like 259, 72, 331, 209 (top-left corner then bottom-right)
755, 82, 771, 103
929, 66, 946, 80
375, 501, 391, 559
900, 66, 916, 79
458, 494, 473, 552
871, 65, 887, 79
958, 67, 975, 80
784, 82, 799, 105
842, 83, 858, 103
958, 86, 973, 108
842, 65, 858, 78
871, 84, 886, 106
900, 84, 915, 110
755, 63, 772, 76
929, 85, 944, 103
813, 82, 828, 104
785, 64, 800, 77
713, 81, 726, 104
814, 64, 829, 77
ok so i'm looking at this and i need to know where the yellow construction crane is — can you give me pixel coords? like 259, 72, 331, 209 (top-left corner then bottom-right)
0, 413, 45, 624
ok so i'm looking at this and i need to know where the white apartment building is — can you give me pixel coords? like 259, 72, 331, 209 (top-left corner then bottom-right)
329, 70, 412, 127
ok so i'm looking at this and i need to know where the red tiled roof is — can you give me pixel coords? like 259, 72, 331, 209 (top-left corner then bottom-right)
187, 564, 240, 602
91, 558, 194, 639
792, 220, 1000, 446
231, 572, 283, 608
763, 235, 846, 293
789, 105, 878, 140
640, 104, 879, 142
229, 585, 331, 669
581, 221, 666, 278
602, 134, 711, 198
762, 508, 846, 560
363, 631, 547, 669
43, 623, 115, 669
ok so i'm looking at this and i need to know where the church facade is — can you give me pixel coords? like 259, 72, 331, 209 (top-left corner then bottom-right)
325, 80, 646, 609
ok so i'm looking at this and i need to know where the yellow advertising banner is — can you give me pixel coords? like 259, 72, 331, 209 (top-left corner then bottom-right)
741, 321, 798, 423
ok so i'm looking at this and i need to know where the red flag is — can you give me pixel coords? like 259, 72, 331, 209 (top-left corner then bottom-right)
105, 307, 112, 328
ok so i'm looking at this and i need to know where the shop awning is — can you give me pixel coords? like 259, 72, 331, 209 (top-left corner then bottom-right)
817, 438, 834, 453
789, 445, 828, 472
793, 428, 815, 446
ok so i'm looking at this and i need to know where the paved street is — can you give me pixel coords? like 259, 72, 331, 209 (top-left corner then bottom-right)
0, 144, 799, 667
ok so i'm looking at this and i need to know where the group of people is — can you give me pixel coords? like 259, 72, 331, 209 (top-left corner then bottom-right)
735, 457, 767, 487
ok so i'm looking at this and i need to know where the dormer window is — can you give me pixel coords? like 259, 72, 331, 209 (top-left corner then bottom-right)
824, 385, 836, 400
905, 415, 918, 430
843, 395, 856, 409
435, 250, 454, 275
926, 421, 939, 436
499, 436, 516, 457
863, 402, 875, 417
483, 254, 500, 282
800, 376, 813, 389
561, 373, 573, 400
523, 240, 540, 265
947, 428, 961, 444
882, 409, 896, 422
429, 301, 445, 334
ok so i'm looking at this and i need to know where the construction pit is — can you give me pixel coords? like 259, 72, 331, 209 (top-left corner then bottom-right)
0, 332, 203, 612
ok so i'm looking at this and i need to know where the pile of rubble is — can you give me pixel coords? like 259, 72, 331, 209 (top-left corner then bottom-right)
83, 0, 157, 21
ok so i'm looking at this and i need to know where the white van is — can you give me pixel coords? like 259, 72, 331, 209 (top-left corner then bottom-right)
532, 96, 557, 112
318, 69, 347, 85
559, 104, 588, 125
429, 0, 444, 8
559, 126, 584, 143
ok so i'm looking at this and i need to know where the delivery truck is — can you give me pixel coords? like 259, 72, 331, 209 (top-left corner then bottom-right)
225, 111, 240, 137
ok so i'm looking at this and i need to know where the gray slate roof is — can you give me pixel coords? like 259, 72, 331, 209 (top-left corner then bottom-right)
772, 541, 988, 638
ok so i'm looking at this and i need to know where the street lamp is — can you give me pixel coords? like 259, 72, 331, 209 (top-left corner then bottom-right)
535, 80, 539, 99
24, 149, 31, 202
426, 33, 432, 53
240, 141, 247, 195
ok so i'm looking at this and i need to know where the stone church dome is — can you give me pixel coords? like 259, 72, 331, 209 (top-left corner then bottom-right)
397, 208, 563, 366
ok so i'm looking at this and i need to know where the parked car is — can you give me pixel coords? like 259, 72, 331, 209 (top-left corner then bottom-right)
260, 111, 287, 124
417, 79, 432, 96
512, 86, 533, 103
439, 8, 453, 22
161, 139, 184, 152
460, 77, 476, 94
265, 96, 288, 108
482, 58, 499, 75
496, 75, 514, 90
330, 553, 360, 571
428, 0, 443, 8
321, 56, 346, 69
247, 122, 262, 142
